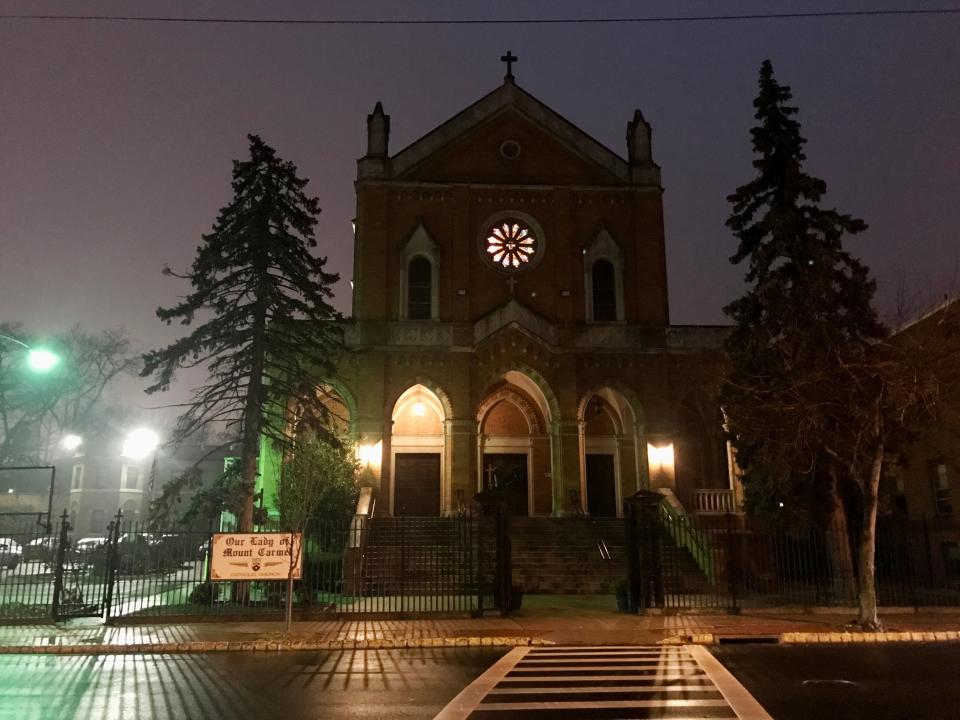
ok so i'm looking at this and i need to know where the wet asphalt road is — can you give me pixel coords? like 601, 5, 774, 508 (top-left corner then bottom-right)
0, 648, 506, 720
713, 642, 960, 720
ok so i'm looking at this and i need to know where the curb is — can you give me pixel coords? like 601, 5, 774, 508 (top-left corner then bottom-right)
0, 635, 554, 655
660, 630, 960, 645
780, 630, 960, 644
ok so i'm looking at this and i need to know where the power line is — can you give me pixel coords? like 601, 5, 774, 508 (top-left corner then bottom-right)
1, 8, 959, 27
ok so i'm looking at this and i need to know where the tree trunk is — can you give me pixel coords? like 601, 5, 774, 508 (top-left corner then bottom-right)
239, 293, 269, 533
856, 436, 885, 630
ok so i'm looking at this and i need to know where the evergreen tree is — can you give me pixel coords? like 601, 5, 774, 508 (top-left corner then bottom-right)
722, 61, 905, 628
143, 135, 343, 531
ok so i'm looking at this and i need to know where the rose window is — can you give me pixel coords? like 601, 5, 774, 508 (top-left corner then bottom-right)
485, 221, 538, 270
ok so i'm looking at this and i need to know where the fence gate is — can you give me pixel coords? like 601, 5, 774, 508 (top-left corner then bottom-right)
51, 511, 120, 620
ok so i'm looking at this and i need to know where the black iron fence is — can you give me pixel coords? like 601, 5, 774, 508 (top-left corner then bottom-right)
626, 498, 960, 612
0, 508, 495, 622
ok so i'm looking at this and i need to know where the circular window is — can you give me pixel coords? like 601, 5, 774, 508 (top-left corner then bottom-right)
483, 219, 539, 270
499, 139, 522, 160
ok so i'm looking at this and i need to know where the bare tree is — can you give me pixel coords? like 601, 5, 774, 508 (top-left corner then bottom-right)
275, 433, 358, 631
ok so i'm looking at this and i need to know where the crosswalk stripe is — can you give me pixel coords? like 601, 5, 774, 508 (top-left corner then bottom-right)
488, 685, 724, 694
475, 699, 733, 710
498, 675, 715, 682
434, 644, 771, 719
509, 664, 705, 671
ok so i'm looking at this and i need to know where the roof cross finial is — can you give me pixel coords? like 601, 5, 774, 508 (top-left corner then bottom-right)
500, 50, 518, 83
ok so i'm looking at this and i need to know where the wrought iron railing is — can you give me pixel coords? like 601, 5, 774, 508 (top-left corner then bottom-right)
656, 489, 716, 580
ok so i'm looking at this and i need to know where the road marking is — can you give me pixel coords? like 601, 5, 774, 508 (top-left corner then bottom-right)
687, 644, 774, 720
433, 646, 530, 720
435, 644, 772, 719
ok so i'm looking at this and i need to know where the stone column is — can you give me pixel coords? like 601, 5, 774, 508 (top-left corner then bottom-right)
550, 420, 582, 516
444, 418, 476, 515
634, 422, 650, 491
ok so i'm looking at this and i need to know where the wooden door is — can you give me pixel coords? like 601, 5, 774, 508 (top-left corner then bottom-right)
482, 453, 529, 517
586, 454, 617, 517
394, 453, 441, 516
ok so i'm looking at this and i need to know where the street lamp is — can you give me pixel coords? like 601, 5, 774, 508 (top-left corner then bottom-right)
121, 428, 160, 460
62, 434, 83, 452
0, 334, 60, 373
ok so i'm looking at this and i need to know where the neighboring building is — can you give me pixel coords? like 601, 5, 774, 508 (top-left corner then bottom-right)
261, 59, 736, 519
891, 296, 960, 522
62, 439, 236, 535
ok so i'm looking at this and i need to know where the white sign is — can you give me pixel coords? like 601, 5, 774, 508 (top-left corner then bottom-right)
210, 533, 302, 580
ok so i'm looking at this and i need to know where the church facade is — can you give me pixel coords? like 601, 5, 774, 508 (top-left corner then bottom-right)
326, 60, 732, 518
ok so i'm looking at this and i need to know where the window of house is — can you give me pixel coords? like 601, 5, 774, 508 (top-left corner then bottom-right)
942, 542, 960, 579
121, 464, 142, 490
71, 465, 84, 490
930, 461, 952, 515
90, 509, 106, 531
407, 257, 432, 320
592, 259, 617, 321
893, 476, 908, 516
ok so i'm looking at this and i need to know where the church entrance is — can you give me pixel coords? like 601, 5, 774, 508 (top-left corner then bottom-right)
483, 453, 529, 517
394, 453, 441, 516
585, 454, 617, 517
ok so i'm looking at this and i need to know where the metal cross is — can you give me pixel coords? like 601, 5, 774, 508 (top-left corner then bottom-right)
501, 50, 518, 81
506, 275, 518, 296
485, 463, 497, 488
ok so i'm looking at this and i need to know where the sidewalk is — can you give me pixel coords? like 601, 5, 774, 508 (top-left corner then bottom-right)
4, 596, 960, 654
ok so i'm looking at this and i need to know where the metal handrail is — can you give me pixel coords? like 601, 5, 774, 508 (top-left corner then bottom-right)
656, 489, 715, 579
568, 489, 611, 561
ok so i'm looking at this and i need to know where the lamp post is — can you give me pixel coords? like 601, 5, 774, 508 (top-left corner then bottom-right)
121, 428, 160, 523
0, 335, 62, 531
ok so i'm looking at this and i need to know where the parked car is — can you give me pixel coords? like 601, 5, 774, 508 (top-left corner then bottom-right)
23, 536, 58, 563
72, 537, 107, 563
0, 539, 23, 570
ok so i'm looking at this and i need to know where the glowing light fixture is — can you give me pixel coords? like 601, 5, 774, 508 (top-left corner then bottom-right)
357, 441, 383, 468
647, 443, 675, 480
26, 348, 59, 372
412, 401, 426, 417
122, 428, 160, 460
62, 434, 83, 452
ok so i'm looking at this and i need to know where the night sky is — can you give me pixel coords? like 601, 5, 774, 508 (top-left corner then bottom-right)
2, 1, 958, 406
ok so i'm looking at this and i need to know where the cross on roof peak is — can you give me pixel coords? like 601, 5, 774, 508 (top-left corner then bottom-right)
500, 50, 518, 83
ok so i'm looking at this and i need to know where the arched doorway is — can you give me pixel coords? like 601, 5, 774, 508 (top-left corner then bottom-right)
477, 379, 551, 517
390, 384, 446, 516
578, 387, 643, 517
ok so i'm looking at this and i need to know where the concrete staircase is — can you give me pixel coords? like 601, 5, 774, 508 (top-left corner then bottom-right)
358, 517, 472, 596
509, 517, 626, 594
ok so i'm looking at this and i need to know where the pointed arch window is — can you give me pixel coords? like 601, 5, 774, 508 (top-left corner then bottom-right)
407, 256, 433, 320
399, 220, 439, 320
583, 227, 625, 323
592, 260, 617, 322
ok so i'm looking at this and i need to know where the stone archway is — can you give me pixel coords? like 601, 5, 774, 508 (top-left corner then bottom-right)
577, 384, 646, 517
389, 384, 447, 516
476, 372, 554, 516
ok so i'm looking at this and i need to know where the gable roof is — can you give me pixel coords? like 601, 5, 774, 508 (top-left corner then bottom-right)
385, 81, 637, 185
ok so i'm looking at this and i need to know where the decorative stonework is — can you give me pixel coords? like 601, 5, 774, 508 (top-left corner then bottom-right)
477, 388, 543, 434
387, 323, 455, 346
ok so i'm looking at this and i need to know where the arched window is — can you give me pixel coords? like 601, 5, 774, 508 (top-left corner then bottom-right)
407, 257, 433, 320
592, 260, 617, 321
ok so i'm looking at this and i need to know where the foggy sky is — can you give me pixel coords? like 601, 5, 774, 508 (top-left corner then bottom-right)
2, 0, 958, 408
